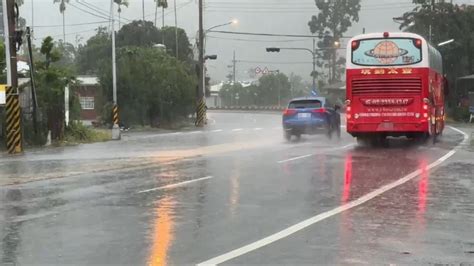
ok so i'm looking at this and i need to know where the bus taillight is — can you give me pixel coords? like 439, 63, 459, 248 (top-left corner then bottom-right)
351, 40, 359, 51
414, 38, 422, 48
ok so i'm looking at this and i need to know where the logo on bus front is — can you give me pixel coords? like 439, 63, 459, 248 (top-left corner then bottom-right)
361, 98, 413, 106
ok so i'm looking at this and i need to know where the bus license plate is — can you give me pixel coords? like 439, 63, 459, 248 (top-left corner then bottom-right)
381, 122, 394, 130
298, 113, 311, 119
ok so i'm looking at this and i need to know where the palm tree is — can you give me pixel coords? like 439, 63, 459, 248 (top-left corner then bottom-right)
53, 0, 69, 43
155, 0, 168, 44
155, 0, 168, 27
114, 0, 129, 29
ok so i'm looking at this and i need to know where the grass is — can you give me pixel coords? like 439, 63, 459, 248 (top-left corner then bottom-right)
64, 122, 112, 144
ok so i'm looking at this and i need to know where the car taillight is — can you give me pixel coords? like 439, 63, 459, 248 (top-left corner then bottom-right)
283, 109, 296, 116
312, 108, 327, 113
346, 106, 351, 112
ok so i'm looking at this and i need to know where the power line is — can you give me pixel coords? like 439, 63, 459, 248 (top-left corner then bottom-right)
34, 20, 110, 28
208, 30, 352, 39
80, 0, 131, 22
68, 3, 112, 20
206, 35, 313, 43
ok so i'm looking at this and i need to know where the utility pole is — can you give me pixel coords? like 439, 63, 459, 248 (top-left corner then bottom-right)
26, 27, 38, 134
111, 0, 120, 139
5, 0, 22, 153
195, 0, 206, 127
312, 38, 316, 91
142, 0, 145, 21
232, 50, 236, 84
174, 0, 178, 59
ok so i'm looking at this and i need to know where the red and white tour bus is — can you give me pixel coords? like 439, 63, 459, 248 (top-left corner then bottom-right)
345, 32, 446, 144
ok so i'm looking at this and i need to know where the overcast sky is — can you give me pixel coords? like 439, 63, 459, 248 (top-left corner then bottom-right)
18, 0, 474, 82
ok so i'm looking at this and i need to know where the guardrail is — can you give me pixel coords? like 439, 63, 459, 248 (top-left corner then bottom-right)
208, 106, 285, 111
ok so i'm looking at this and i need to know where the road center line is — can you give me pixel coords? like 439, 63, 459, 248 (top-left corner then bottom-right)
198, 127, 468, 266
277, 144, 354, 164
137, 176, 213, 194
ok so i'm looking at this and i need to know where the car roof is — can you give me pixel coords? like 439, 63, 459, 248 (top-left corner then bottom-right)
289, 97, 326, 102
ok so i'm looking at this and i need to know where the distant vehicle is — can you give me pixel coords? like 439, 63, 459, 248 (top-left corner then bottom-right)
282, 97, 341, 141
346, 32, 447, 145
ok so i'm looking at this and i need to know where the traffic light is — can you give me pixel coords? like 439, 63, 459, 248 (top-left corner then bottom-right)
266, 47, 280, 52
204, 55, 217, 60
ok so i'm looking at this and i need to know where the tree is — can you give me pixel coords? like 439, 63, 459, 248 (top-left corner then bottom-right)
53, 0, 70, 42
35, 37, 76, 141
155, 0, 168, 28
98, 47, 196, 126
160, 26, 193, 61
114, 0, 129, 29
397, 2, 474, 106
308, 0, 361, 83
0, 43, 6, 84
76, 27, 111, 75
289, 73, 310, 98
116, 20, 161, 48
258, 73, 291, 106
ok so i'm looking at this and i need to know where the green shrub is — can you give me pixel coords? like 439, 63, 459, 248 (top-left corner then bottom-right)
450, 106, 471, 122
65, 121, 111, 143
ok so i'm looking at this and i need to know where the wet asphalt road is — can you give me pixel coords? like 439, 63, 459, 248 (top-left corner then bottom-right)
0, 111, 473, 266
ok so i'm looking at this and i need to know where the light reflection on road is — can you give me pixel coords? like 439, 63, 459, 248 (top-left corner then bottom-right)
148, 196, 176, 266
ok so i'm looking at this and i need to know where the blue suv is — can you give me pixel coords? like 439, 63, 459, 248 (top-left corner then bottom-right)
282, 97, 341, 141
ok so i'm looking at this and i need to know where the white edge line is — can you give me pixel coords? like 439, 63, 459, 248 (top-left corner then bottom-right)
277, 143, 355, 164
231, 128, 243, 132
137, 176, 213, 194
198, 127, 468, 266
277, 154, 313, 164
211, 129, 224, 133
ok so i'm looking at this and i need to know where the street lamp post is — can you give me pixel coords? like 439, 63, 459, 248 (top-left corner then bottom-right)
195, 19, 237, 127
267, 47, 317, 93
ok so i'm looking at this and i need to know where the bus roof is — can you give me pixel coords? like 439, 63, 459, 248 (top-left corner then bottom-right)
348, 32, 427, 44
346, 32, 442, 73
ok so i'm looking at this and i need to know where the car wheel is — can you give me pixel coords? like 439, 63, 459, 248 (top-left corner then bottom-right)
295, 133, 301, 141
326, 125, 333, 139
336, 123, 341, 139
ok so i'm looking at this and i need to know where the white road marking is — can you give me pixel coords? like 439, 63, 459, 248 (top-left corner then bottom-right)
277, 143, 354, 164
272, 126, 281, 130
254, 128, 263, 131
211, 129, 224, 133
137, 176, 213, 194
277, 154, 313, 163
188, 131, 203, 134
198, 128, 468, 266
231, 128, 243, 132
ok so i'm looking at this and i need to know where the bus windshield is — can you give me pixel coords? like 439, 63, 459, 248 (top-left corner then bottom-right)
352, 38, 422, 66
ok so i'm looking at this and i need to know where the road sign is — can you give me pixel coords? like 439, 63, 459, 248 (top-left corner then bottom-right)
255, 67, 262, 74
262, 67, 269, 74
0, 84, 5, 104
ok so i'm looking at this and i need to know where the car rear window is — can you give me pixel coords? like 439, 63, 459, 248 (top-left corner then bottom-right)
288, 100, 322, 109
